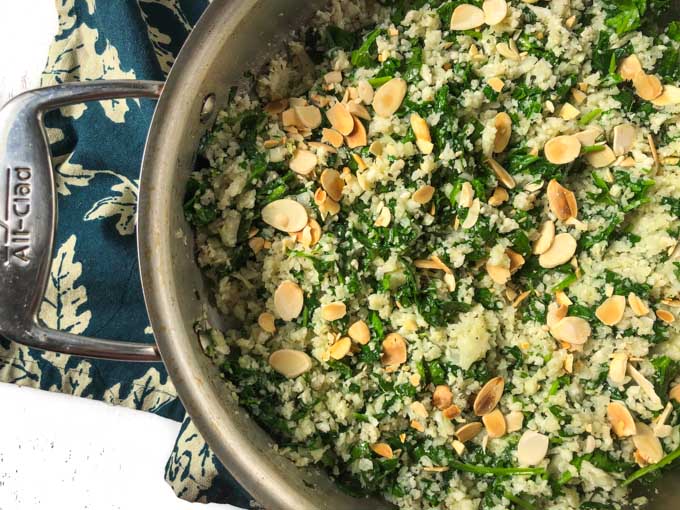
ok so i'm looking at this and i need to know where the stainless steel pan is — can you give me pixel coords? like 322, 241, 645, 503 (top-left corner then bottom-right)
1, 1, 678, 509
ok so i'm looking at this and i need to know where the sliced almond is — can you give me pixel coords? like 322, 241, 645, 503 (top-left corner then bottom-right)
456, 422, 483, 443
324, 71, 342, 84
281, 108, 299, 127
414, 255, 452, 274
533, 220, 556, 255
410, 419, 425, 432
488, 77, 504, 93
609, 352, 628, 386
633, 72, 663, 101
473, 376, 505, 416
559, 103, 580, 121
353, 153, 368, 171
648, 134, 660, 170
486, 261, 511, 285
357, 80, 374, 104
627, 364, 663, 406
462, 198, 481, 229
613, 124, 636, 156
443, 404, 462, 420
547, 302, 568, 329
346, 115, 368, 148
320, 169, 344, 201
619, 54, 643, 81
506, 248, 525, 273
372, 78, 407, 118
348, 320, 370, 345
555, 291, 572, 307
326, 103, 354, 135
586, 145, 616, 168
321, 301, 346, 321
544, 135, 581, 165
459, 182, 475, 208
289, 149, 317, 176
410, 401, 428, 419
505, 411, 524, 433
450, 4, 485, 30
496, 42, 520, 61
595, 295, 626, 326
488, 187, 509, 206
607, 401, 636, 437
374, 204, 392, 227
512, 290, 531, 308
274, 281, 304, 321
444, 272, 457, 292
493, 112, 512, 153
547, 179, 577, 221
410, 113, 431, 143
487, 158, 516, 189
370, 442, 393, 459
422, 466, 449, 473
249, 237, 265, 254
329, 337, 352, 360
369, 140, 383, 156
628, 293, 649, 316
517, 431, 549, 466
483, 409, 507, 438
656, 309, 675, 324
482, 0, 508, 26
381, 333, 407, 367
347, 101, 371, 120
262, 199, 308, 232
269, 349, 312, 378
322, 128, 344, 148
550, 316, 591, 345
652, 84, 680, 106
413, 185, 435, 204
258, 312, 276, 333
295, 105, 322, 129
433, 385, 453, 410
265, 98, 289, 115
571, 88, 586, 105
670, 384, 680, 403
538, 233, 577, 269
633, 423, 664, 464
574, 126, 603, 146
307, 141, 337, 154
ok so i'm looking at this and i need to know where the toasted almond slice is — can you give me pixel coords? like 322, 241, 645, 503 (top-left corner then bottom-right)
329, 337, 352, 360
493, 112, 512, 153
609, 352, 628, 386
281, 108, 300, 127
263, 139, 282, 149
423, 465, 449, 473
346, 115, 368, 149
372, 78, 407, 118
613, 124, 636, 156
262, 199, 308, 232
488, 77, 504, 93
295, 105, 322, 129
320, 169, 344, 202
633, 423, 664, 464
559, 103, 580, 121
486, 261, 511, 285
506, 248, 525, 273
512, 290, 531, 308
321, 301, 347, 321
555, 291, 572, 306
456, 422, 483, 442
474, 376, 505, 416
322, 128, 344, 148
488, 187, 509, 206
586, 145, 616, 168
369, 141, 383, 157
544, 135, 581, 165
353, 153, 368, 171
410, 373, 422, 387
410, 113, 432, 143
374, 204, 392, 227
307, 141, 337, 154
450, 4, 485, 30
381, 333, 407, 367
258, 312, 276, 333
539, 233, 577, 269
307, 219, 321, 246
326, 103, 354, 135
550, 316, 591, 345
324, 70, 342, 84
443, 404, 462, 420
607, 402, 636, 437
483, 409, 507, 438
462, 198, 481, 229
619, 54, 643, 81
487, 158, 516, 188
414, 255, 452, 274
249, 237, 265, 254
571, 88, 586, 105
265, 98, 289, 115
274, 281, 304, 321
496, 41, 520, 61
574, 126, 603, 146
633, 72, 663, 101
628, 293, 649, 316
595, 295, 626, 326
289, 149, 317, 176
357, 80, 374, 104
314, 188, 327, 206
347, 101, 371, 120
410, 419, 425, 432
444, 272, 457, 292
410, 401, 429, 419
565, 15, 577, 29
652, 84, 680, 106
269, 349, 312, 378
416, 139, 434, 155
547, 302, 568, 329
433, 385, 453, 410
533, 220, 556, 255
517, 431, 549, 466
656, 309, 675, 324
648, 134, 660, 170
370, 442, 393, 459
505, 411, 524, 433
459, 182, 475, 208
348, 320, 370, 345
627, 364, 663, 406
413, 185, 436, 204
483, 0, 508, 25
670, 384, 680, 403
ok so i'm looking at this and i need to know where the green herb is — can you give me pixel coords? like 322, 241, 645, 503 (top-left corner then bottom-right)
623, 445, 680, 486
667, 21, 680, 41
573, 450, 633, 473
184, 177, 218, 226
582, 144, 606, 154
325, 25, 357, 51
605, 1, 644, 35
578, 108, 603, 126
351, 28, 384, 68
503, 492, 537, 510
652, 356, 680, 403
552, 273, 577, 292
450, 461, 545, 477
605, 269, 651, 297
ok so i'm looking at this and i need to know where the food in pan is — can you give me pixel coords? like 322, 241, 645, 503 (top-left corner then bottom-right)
185, 1, 680, 508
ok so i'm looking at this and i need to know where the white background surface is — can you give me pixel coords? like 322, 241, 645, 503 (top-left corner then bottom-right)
0, 2, 238, 509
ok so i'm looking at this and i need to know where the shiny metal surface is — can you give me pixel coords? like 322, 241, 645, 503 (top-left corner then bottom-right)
0, 81, 161, 361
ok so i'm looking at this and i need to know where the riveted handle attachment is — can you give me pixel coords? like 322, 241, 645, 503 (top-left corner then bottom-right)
0, 81, 163, 362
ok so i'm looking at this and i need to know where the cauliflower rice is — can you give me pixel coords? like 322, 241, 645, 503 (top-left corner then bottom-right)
185, 1, 680, 508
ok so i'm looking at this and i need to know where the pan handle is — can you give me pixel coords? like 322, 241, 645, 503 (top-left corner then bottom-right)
0, 81, 163, 362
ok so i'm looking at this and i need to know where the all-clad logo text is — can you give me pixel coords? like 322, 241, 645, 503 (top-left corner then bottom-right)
1, 167, 32, 266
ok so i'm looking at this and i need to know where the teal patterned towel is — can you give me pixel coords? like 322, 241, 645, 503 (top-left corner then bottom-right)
0, 0, 250, 506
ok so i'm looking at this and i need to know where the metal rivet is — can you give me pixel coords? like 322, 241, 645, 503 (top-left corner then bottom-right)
200, 94, 215, 123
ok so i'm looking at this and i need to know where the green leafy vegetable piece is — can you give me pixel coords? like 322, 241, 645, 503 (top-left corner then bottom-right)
651, 356, 680, 403
623, 445, 680, 486
351, 28, 384, 68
